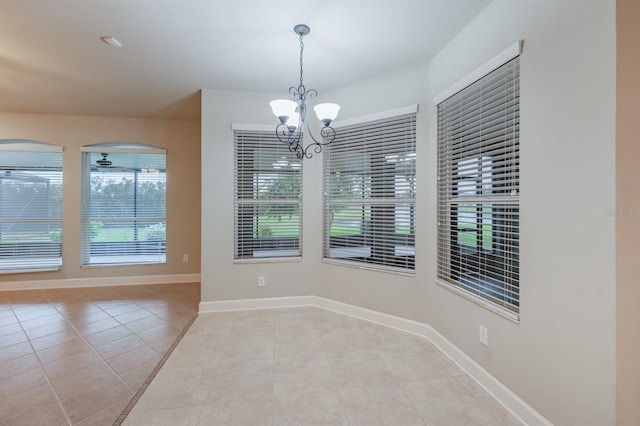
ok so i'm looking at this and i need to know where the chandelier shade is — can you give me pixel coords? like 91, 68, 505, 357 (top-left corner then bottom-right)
269, 24, 340, 160
269, 99, 297, 123
313, 103, 341, 124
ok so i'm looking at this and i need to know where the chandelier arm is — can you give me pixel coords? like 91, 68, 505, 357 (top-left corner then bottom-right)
275, 123, 294, 144
305, 89, 317, 100
298, 125, 337, 159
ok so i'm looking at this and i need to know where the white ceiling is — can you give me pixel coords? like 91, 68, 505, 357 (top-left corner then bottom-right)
0, 0, 490, 120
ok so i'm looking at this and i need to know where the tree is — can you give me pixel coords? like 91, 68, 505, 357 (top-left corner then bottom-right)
259, 173, 300, 221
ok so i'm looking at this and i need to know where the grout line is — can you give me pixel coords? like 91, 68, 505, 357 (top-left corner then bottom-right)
9, 290, 74, 426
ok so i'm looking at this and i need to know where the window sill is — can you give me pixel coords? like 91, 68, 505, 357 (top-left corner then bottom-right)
323, 258, 415, 277
0, 267, 62, 275
234, 256, 302, 264
81, 262, 166, 268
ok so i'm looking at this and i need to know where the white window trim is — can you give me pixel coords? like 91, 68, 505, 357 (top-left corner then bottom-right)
435, 43, 522, 321
80, 143, 167, 267
433, 40, 523, 105
323, 106, 417, 274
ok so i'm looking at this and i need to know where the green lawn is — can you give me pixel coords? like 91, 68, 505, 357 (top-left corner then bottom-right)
458, 224, 493, 250
93, 227, 161, 242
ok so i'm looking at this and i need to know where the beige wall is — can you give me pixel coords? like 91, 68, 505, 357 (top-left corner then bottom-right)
0, 112, 201, 284
617, 0, 640, 423
201, 0, 616, 424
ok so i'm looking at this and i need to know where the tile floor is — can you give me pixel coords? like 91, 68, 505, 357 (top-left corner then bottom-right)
0, 282, 199, 426
125, 307, 522, 426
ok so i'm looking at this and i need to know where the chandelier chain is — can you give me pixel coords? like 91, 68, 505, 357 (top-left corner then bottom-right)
299, 33, 304, 89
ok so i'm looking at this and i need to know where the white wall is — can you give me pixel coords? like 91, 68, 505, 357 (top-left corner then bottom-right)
200, 0, 616, 423
425, 1, 616, 424
201, 89, 319, 302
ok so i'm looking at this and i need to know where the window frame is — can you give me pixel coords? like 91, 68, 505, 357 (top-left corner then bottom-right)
0, 140, 63, 274
80, 144, 167, 267
322, 106, 417, 274
233, 125, 303, 262
435, 43, 521, 320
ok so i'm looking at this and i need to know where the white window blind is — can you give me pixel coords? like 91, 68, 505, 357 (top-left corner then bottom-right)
437, 56, 520, 317
234, 130, 302, 260
0, 142, 63, 273
81, 146, 166, 266
323, 112, 416, 273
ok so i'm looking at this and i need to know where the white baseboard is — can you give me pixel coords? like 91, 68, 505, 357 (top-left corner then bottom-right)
197, 295, 551, 426
0, 273, 201, 291
199, 296, 313, 313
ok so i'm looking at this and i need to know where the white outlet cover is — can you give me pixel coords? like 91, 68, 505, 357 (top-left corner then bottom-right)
479, 325, 489, 346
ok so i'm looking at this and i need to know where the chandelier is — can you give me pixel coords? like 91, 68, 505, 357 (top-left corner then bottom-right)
269, 24, 340, 160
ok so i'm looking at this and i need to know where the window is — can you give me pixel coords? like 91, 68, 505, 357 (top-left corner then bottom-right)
323, 109, 416, 273
234, 128, 302, 260
81, 145, 166, 266
0, 141, 63, 273
437, 54, 520, 318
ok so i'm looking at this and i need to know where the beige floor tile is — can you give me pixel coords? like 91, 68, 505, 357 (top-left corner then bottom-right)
30, 329, 81, 352
43, 347, 105, 379
0, 352, 42, 379
16, 309, 63, 325
0, 330, 28, 349
35, 338, 96, 366
273, 389, 348, 425
73, 316, 121, 335
118, 361, 155, 392
0, 313, 18, 327
83, 324, 135, 347
326, 348, 395, 389
0, 365, 49, 400
0, 340, 34, 362
107, 344, 162, 377
377, 344, 452, 382
201, 367, 274, 406
113, 308, 155, 325
0, 382, 60, 423
75, 396, 131, 426
136, 322, 183, 344
3, 400, 69, 426
93, 333, 148, 360
274, 364, 337, 395
49, 361, 125, 401
197, 398, 274, 426
0, 322, 23, 337
23, 320, 73, 340
455, 375, 523, 425
60, 378, 133, 424
125, 406, 204, 426
340, 383, 425, 426
163, 333, 225, 369
61, 308, 111, 326
135, 366, 211, 410
122, 314, 168, 334
402, 377, 503, 426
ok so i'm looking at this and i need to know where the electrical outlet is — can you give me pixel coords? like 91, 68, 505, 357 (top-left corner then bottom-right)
182, 254, 189, 263
479, 325, 489, 346
258, 276, 266, 287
